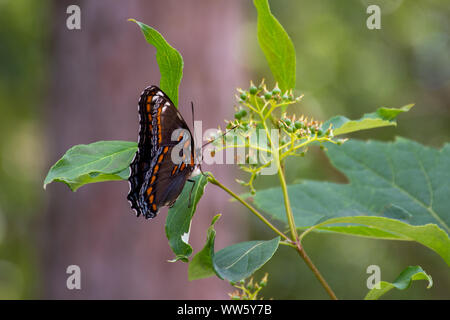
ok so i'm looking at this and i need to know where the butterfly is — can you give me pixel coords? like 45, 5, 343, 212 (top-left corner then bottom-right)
127, 86, 198, 219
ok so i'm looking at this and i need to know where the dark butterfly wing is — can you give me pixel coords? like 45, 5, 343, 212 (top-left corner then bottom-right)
128, 86, 195, 219
127, 87, 159, 215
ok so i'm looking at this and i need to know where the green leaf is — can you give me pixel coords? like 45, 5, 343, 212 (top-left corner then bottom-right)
165, 173, 209, 263
253, 0, 296, 92
365, 266, 433, 300
129, 19, 183, 107
251, 138, 450, 231
324, 138, 449, 233
188, 214, 221, 281
323, 104, 413, 136
248, 138, 450, 264
303, 216, 450, 266
189, 217, 280, 282
213, 237, 280, 282
44, 141, 137, 191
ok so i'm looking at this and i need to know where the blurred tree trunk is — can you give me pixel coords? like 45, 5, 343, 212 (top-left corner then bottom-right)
43, 0, 246, 299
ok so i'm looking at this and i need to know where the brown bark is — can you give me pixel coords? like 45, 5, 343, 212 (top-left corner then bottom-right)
43, 0, 246, 299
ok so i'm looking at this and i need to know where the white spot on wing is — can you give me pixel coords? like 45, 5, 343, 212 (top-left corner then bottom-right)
181, 231, 190, 244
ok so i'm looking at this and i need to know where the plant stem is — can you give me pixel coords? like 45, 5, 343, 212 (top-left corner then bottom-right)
208, 176, 290, 242
277, 165, 298, 241
278, 163, 337, 299
264, 114, 337, 299
276, 156, 338, 299
295, 242, 338, 300
258, 110, 298, 242
279, 240, 296, 248
214, 98, 338, 299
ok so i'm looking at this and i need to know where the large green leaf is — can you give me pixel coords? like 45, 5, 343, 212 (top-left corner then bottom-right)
129, 19, 183, 107
365, 266, 433, 300
253, 0, 296, 92
248, 138, 450, 263
213, 237, 280, 282
250, 138, 450, 232
188, 214, 221, 281
325, 138, 449, 232
301, 216, 450, 266
323, 104, 413, 136
44, 141, 137, 191
165, 173, 209, 263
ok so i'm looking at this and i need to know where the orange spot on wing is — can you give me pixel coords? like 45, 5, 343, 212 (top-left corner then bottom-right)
146, 103, 151, 112
149, 194, 154, 203
150, 176, 156, 184
146, 95, 152, 103
163, 146, 169, 154
154, 164, 159, 173
157, 107, 162, 143
152, 204, 157, 211
158, 154, 164, 163
171, 165, 178, 175
146, 187, 152, 195
180, 163, 186, 171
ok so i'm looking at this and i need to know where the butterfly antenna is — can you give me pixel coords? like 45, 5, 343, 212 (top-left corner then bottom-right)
195, 125, 238, 179
191, 101, 195, 131
201, 125, 238, 149
190, 101, 236, 179
189, 101, 209, 178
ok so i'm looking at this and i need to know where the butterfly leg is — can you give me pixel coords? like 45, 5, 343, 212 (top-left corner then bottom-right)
199, 164, 210, 178
168, 200, 177, 208
195, 150, 210, 179
187, 178, 196, 208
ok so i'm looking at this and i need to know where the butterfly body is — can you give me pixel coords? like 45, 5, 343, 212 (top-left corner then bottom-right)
128, 86, 196, 219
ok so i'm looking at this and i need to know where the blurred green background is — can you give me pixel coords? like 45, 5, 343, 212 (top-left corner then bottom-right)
0, 0, 48, 298
0, 0, 448, 299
